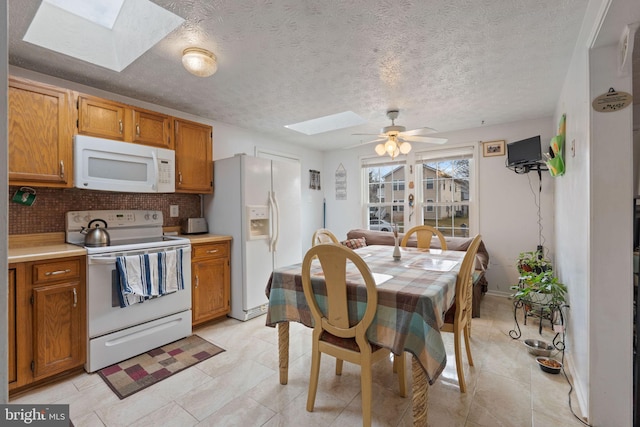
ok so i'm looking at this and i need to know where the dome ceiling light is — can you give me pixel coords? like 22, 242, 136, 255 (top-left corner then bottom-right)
182, 47, 217, 77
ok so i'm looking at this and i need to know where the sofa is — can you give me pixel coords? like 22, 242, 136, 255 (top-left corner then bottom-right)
345, 229, 489, 318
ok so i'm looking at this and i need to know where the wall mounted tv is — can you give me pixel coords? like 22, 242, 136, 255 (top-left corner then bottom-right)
507, 135, 542, 167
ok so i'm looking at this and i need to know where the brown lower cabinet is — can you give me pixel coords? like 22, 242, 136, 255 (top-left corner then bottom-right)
191, 241, 231, 326
9, 256, 86, 392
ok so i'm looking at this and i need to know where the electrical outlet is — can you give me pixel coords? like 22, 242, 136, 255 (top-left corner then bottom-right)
170, 205, 179, 217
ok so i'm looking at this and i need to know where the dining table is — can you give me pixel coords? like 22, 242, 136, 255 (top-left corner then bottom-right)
265, 244, 466, 426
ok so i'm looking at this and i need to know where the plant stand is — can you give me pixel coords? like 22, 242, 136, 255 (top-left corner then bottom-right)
509, 299, 561, 339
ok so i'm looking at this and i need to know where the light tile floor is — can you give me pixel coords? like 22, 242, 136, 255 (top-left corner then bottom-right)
10, 295, 588, 426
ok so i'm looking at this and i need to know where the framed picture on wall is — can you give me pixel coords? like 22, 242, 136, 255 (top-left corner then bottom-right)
482, 140, 505, 157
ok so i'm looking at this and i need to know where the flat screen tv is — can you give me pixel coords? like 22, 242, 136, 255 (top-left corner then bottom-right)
507, 135, 542, 166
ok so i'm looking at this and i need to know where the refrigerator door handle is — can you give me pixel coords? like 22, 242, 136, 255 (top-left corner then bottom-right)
267, 191, 276, 252
271, 191, 281, 252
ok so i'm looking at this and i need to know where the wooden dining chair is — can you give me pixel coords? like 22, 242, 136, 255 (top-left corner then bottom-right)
400, 225, 448, 250
301, 244, 407, 426
311, 228, 340, 246
441, 234, 482, 393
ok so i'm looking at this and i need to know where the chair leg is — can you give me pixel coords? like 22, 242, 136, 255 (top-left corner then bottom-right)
453, 328, 467, 393
360, 362, 373, 427
464, 324, 474, 367
396, 352, 407, 398
307, 350, 322, 411
336, 358, 343, 375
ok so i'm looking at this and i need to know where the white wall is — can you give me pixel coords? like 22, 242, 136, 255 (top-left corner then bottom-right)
323, 117, 555, 295
554, 0, 638, 425
7, 66, 326, 257
588, 42, 633, 427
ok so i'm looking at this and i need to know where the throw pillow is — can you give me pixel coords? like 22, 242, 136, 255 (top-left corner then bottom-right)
341, 237, 367, 250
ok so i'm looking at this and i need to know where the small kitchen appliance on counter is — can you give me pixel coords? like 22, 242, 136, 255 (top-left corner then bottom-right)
181, 217, 208, 234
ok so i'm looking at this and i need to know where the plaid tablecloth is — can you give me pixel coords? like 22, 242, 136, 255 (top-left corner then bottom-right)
265, 244, 465, 384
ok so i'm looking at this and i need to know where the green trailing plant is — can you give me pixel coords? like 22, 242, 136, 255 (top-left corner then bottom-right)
510, 270, 567, 307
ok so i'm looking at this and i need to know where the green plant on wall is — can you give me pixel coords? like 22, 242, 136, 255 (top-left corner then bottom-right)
545, 114, 566, 176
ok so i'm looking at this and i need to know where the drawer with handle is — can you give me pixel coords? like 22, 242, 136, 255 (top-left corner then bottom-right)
32, 259, 81, 284
192, 242, 229, 260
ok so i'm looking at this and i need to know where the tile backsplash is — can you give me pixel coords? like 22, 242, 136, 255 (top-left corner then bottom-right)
9, 186, 202, 235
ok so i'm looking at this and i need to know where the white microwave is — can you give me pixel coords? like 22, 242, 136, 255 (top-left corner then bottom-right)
74, 135, 175, 193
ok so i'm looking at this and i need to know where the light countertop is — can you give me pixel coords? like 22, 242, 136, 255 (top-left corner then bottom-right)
177, 234, 232, 244
8, 233, 232, 264
8, 244, 87, 264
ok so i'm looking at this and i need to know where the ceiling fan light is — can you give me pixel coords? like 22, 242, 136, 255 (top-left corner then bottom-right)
392, 147, 400, 158
375, 144, 386, 156
182, 47, 217, 77
384, 139, 397, 153
399, 142, 412, 154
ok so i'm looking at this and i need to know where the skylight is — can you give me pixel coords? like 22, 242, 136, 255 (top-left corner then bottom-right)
23, 0, 184, 72
285, 111, 367, 136
45, 0, 125, 29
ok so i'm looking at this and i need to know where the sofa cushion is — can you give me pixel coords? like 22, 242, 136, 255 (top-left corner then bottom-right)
340, 237, 367, 250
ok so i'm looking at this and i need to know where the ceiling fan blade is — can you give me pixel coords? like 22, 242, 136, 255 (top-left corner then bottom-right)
400, 127, 438, 136
400, 135, 448, 144
352, 132, 384, 136
344, 138, 387, 149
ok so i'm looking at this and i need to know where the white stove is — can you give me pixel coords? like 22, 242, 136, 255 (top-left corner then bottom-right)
66, 210, 192, 372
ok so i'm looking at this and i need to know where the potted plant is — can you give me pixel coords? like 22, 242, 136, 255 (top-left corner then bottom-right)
516, 250, 551, 275
511, 270, 567, 308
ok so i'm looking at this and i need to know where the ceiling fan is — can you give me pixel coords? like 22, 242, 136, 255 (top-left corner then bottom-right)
351, 110, 447, 158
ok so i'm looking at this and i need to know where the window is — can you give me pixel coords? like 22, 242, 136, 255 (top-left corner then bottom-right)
426, 199, 434, 212
362, 158, 406, 232
426, 178, 434, 189
416, 148, 474, 237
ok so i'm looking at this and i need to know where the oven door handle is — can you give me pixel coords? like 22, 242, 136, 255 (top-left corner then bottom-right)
88, 257, 119, 265
88, 245, 191, 264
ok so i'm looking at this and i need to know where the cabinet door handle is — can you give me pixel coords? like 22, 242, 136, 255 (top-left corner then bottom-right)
195, 275, 199, 288
118, 120, 123, 134
45, 269, 71, 276
59, 160, 65, 179
206, 249, 218, 254
72, 288, 77, 308
178, 172, 183, 184
136, 123, 140, 136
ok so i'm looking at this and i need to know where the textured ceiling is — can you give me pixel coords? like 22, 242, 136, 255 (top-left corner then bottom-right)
8, 1, 602, 150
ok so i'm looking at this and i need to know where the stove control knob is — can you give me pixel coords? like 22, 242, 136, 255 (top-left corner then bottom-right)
152, 213, 158, 220
73, 214, 81, 223
144, 213, 150, 220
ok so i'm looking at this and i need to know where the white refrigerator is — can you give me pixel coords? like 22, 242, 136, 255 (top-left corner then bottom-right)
204, 154, 302, 321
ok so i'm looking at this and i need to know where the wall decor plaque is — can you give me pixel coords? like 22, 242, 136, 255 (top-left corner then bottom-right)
592, 88, 632, 112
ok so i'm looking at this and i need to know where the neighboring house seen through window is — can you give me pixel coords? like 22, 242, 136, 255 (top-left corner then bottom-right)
361, 147, 475, 237
362, 158, 406, 233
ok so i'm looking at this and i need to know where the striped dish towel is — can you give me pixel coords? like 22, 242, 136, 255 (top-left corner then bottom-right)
116, 249, 185, 307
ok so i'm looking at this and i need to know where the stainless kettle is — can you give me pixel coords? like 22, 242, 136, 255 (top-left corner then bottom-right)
80, 219, 111, 247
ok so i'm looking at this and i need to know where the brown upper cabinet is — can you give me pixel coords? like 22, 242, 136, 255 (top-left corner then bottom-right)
77, 95, 127, 141
8, 77, 74, 187
77, 96, 173, 149
131, 108, 172, 149
174, 118, 213, 194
